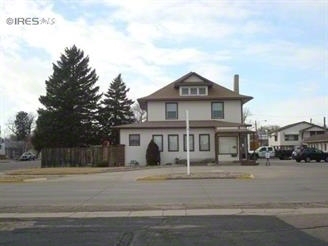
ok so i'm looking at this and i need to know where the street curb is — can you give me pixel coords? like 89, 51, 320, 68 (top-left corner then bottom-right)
0, 176, 48, 183
1, 208, 328, 218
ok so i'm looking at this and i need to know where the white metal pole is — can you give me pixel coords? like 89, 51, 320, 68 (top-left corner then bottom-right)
186, 110, 190, 175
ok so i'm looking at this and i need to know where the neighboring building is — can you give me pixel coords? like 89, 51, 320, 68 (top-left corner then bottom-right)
115, 72, 253, 166
4, 139, 25, 159
268, 121, 328, 150
303, 133, 328, 152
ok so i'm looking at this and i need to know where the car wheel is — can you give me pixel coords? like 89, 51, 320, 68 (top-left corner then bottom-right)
305, 157, 311, 162
296, 159, 300, 163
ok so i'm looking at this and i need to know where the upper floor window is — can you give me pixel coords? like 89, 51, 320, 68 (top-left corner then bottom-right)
180, 86, 208, 96
166, 102, 178, 119
310, 131, 324, 136
181, 87, 189, 95
284, 134, 298, 141
211, 102, 224, 119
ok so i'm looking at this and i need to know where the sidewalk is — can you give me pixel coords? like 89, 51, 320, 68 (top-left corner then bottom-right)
1, 207, 328, 218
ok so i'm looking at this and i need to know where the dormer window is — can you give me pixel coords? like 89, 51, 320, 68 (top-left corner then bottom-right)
181, 87, 189, 95
180, 86, 208, 96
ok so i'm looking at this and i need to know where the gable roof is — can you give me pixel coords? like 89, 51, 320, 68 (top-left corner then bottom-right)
138, 72, 253, 109
301, 125, 328, 132
271, 121, 327, 133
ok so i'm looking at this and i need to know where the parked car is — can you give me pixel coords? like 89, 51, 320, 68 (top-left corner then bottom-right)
295, 148, 328, 163
19, 152, 36, 161
275, 149, 293, 160
250, 146, 275, 159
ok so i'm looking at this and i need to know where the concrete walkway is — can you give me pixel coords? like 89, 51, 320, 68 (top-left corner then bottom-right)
1, 207, 328, 218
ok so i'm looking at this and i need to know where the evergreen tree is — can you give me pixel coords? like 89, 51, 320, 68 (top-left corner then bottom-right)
146, 139, 160, 166
99, 74, 135, 144
34, 45, 102, 148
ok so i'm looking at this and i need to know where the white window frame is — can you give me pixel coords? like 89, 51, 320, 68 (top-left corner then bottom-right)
179, 86, 208, 96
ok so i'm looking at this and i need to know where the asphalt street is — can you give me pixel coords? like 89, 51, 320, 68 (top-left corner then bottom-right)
1, 159, 328, 245
1, 159, 328, 212
1, 215, 328, 246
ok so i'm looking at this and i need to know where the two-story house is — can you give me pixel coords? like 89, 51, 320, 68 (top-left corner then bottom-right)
268, 121, 328, 150
116, 72, 253, 166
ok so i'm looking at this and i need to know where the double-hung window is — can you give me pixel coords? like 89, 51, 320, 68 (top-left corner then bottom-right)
168, 135, 179, 151
166, 102, 178, 119
199, 134, 210, 151
129, 134, 140, 146
211, 102, 224, 119
183, 134, 194, 151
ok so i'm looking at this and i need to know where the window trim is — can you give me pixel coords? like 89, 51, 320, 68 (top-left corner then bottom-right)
165, 102, 178, 119
168, 134, 179, 152
199, 134, 210, 151
179, 86, 208, 96
211, 102, 224, 119
129, 134, 140, 146
181, 87, 189, 95
152, 135, 163, 152
183, 134, 194, 152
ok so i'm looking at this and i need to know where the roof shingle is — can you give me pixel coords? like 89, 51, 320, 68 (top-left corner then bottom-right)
138, 72, 253, 109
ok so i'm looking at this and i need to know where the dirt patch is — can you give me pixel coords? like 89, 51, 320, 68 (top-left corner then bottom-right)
137, 172, 254, 181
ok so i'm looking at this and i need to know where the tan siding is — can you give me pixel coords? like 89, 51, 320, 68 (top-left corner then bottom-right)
147, 100, 242, 123
120, 128, 215, 166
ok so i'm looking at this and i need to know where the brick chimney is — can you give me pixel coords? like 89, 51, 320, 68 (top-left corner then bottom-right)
234, 74, 239, 94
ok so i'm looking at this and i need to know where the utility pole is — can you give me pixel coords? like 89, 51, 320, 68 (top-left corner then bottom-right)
186, 110, 190, 176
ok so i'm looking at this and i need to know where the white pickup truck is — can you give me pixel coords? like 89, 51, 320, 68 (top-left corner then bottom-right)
249, 146, 275, 158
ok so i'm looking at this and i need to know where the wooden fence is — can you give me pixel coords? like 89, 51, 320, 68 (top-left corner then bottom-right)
41, 145, 125, 167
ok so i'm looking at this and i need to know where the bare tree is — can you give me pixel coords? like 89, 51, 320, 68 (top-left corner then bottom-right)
242, 107, 252, 123
131, 102, 147, 123
7, 111, 35, 141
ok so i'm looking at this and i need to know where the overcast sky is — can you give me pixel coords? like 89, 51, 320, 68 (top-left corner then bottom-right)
1, 0, 327, 137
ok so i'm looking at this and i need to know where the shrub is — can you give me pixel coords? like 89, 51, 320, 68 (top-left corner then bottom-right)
146, 139, 160, 166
